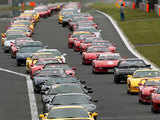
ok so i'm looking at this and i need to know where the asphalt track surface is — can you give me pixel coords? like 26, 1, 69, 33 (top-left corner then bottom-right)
0, 2, 160, 120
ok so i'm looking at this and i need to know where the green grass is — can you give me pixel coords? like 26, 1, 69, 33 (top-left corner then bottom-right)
90, 2, 160, 67
90, 2, 160, 44
136, 46, 160, 66
0, 6, 34, 11
48, 0, 80, 3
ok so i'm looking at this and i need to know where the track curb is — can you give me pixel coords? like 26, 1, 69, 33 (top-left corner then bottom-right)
96, 10, 159, 70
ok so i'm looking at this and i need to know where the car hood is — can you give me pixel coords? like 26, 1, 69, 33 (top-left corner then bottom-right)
94, 60, 119, 67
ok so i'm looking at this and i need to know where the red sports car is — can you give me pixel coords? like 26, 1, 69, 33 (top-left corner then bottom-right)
82, 46, 113, 65
139, 81, 160, 104
10, 38, 34, 58
92, 53, 121, 73
30, 58, 76, 79
81, 40, 116, 53
68, 32, 91, 48
79, 37, 102, 53
151, 87, 160, 113
73, 34, 96, 52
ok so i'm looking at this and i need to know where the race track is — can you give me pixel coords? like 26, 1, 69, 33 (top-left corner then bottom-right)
0, 1, 160, 120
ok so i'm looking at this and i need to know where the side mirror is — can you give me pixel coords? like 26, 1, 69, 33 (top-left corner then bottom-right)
88, 90, 93, 93
39, 114, 44, 118
92, 112, 98, 118
91, 99, 98, 102
72, 67, 76, 70
44, 46, 48, 49
62, 53, 67, 56
1, 33, 6, 38
80, 80, 86, 84
27, 57, 31, 60
146, 64, 151, 68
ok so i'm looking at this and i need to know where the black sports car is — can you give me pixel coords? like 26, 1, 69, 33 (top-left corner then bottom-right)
113, 58, 151, 83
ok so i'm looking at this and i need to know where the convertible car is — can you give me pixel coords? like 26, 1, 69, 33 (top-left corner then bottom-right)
42, 93, 96, 112
139, 80, 160, 104
92, 53, 121, 73
151, 87, 160, 113
113, 58, 151, 84
127, 69, 160, 94
82, 46, 113, 65
39, 106, 98, 120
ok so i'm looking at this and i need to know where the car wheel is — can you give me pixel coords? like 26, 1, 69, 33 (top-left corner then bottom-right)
4, 49, 9, 53
127, 89, 130, 94
151, 105, 157, 113
17, 62, 21, 66
82, 58, 86, 65
138, 99, 143, 104
68, 43, 72, 49
114, 76, 120, 84
62, 23, 66, 27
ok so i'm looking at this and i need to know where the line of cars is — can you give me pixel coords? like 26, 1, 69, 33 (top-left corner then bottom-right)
57, 2, 160, 113
1, 2, 99, 120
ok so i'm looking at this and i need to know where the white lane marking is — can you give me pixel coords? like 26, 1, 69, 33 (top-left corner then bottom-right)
96, 10, 159, 70
0, 68, 27, 77
0, 68, 39, 120
26, 76, 39, 120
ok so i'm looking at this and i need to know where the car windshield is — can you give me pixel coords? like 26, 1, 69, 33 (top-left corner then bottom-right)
51, 94, 90, 105
118, 60, 146, 68
32, 54, 57, 59
91, 42, 110, 46
72, 17, 88, 22
133, 71, 160, 78
35, 69, 67, 77
87, 47, 109, 52
144, 81, 160, 86
6, 34, 26, 40
35, 59, 64, 65
21, 42, 43, 47
19, 46, 42, 53
48, 84, 83, 94
98, 54, 121, 60
48, 107, 89, 119
44, 64, 70, 69
45, 77, 79, 85
77, 28, 97, 33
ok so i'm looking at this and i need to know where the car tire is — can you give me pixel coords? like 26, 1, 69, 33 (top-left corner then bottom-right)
138, 99, 143, 104
62, 23, 66, 27
114, 76, 120, 84
151, 105, 157, 113
17, 62, 21, 66
127, 89, 130, 94
82, 58, 86, 65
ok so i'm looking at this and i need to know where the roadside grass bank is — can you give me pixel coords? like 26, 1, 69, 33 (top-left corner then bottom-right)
90, 2, 160, 67
0, 6, 34, 11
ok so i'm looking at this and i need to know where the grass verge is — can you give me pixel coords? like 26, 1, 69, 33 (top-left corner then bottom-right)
90, 2, 160, 67
136, 46, 160, 66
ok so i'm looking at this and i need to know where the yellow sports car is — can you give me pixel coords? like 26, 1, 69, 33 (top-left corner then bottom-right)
39, 106, 98, 120
127, 69, 160, 94
26, 52, 54, 73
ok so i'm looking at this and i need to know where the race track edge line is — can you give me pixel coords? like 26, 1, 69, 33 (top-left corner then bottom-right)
96, 10, 159, 70
0, 67, 39, 120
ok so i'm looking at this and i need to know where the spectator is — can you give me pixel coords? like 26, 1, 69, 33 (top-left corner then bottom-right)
120, 3, 125, 21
